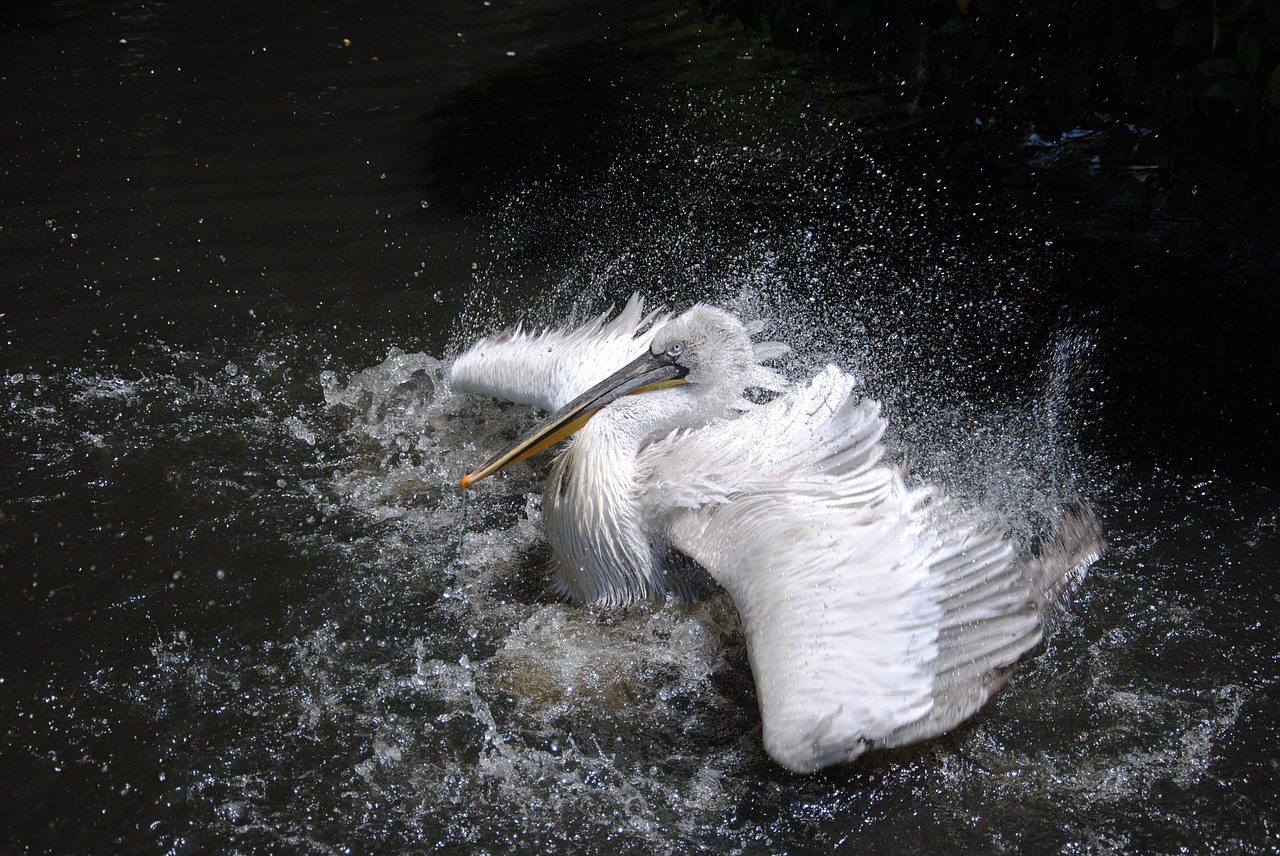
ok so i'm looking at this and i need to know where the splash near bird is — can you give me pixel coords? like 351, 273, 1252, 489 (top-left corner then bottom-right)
450, 294, 1104, 773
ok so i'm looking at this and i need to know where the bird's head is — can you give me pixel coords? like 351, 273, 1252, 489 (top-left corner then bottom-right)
646, 304, 758, 391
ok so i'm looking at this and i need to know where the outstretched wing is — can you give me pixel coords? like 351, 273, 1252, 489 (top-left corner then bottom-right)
641, 367, 1066, 773
449, 293, 669, 412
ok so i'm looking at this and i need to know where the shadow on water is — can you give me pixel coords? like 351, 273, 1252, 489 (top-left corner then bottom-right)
419, 41, 635, 216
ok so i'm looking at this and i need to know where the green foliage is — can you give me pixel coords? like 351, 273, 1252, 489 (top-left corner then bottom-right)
702, 0, 1280, 212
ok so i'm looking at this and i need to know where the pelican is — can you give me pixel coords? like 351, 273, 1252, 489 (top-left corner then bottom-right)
450, 294, 1104, 773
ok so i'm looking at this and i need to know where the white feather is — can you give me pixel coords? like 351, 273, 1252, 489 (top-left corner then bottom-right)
450, 293, 670, 412
453, 299, 1105, 773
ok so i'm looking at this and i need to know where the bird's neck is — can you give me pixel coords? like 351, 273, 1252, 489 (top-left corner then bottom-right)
543, 409, 648, 604
543, 393, 700, 605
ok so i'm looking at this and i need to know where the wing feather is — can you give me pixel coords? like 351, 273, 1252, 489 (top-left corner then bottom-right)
449, 293, 669, 412
641, 366, 1058, 772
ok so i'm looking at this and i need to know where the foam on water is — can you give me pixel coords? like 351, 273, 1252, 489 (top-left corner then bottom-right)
100, 337, 762, 850
6, 159, 1270, 855
3, 224, 1273, 856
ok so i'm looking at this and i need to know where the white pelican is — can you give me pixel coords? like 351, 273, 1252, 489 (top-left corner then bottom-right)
450, 295, 1104, 773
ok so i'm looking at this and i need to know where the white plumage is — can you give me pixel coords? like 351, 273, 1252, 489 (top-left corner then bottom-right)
450, 295, 1103, 773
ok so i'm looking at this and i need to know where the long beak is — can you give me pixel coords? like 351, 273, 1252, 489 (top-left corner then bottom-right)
459, 349, 688, 490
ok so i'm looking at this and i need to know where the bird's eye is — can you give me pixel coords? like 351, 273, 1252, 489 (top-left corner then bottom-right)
666, 342, 684, 359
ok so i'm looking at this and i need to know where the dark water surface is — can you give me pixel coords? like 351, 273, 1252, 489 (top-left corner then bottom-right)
3, 2, 1277, 853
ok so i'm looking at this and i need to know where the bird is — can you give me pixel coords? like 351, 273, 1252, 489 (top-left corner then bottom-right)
449, 294, 1104, 773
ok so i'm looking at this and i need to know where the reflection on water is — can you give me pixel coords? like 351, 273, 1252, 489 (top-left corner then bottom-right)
2, 1, 1276, 853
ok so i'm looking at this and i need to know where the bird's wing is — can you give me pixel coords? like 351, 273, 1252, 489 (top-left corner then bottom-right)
449, 293, 669, 412
640, 366, 1043, 773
